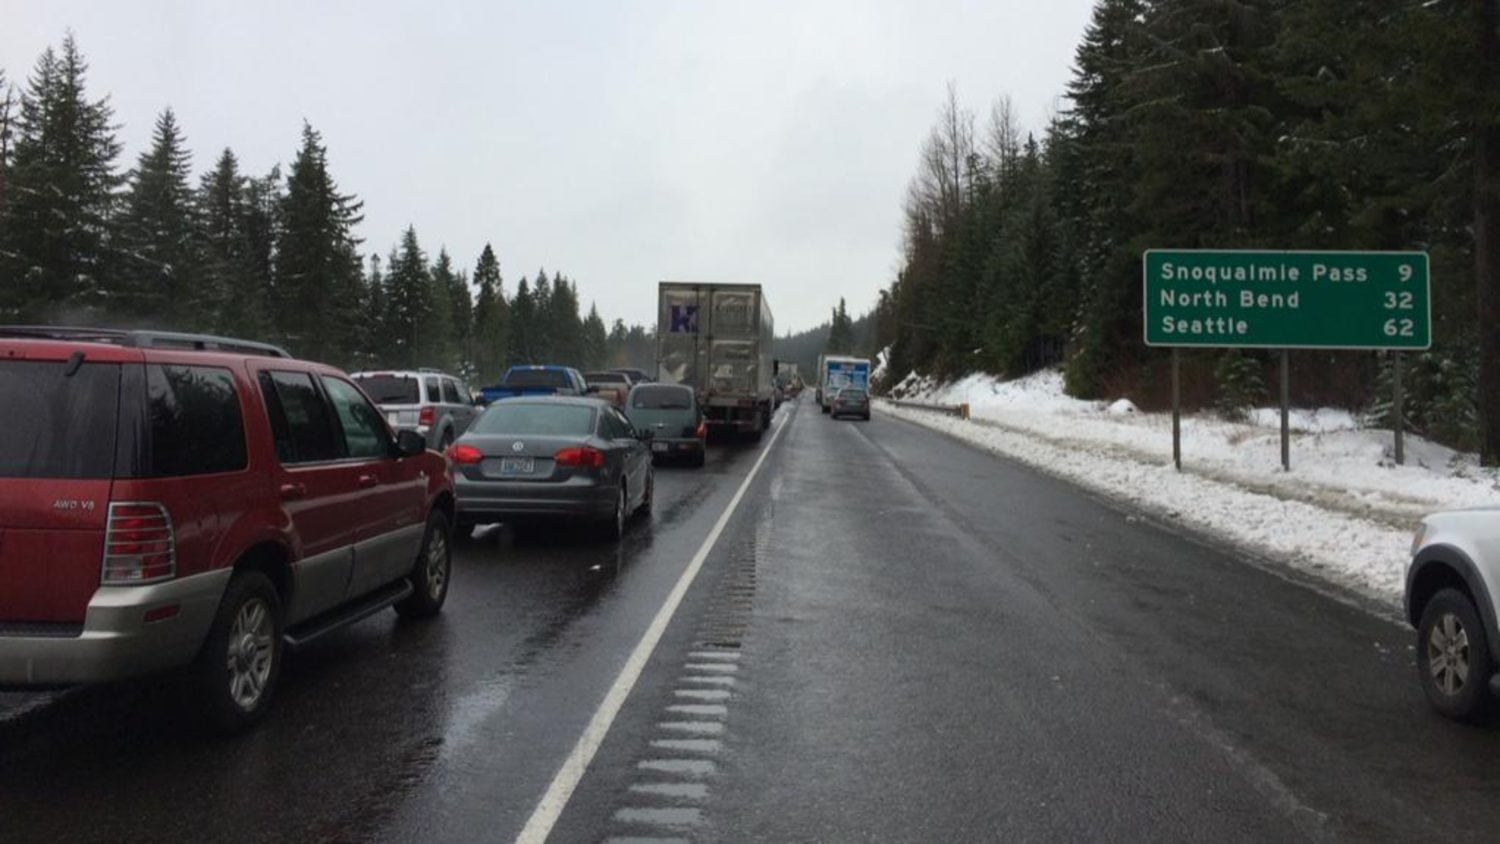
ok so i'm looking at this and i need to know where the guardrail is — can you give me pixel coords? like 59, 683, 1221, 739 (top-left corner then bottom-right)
884, 398, 971, 420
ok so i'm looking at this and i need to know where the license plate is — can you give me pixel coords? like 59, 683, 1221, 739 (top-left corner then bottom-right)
652, 443, 670, 453
499, 457, 535, 475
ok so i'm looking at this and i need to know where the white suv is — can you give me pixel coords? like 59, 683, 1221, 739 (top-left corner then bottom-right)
1406, 508, 1500, 721
351, 369, 479, 451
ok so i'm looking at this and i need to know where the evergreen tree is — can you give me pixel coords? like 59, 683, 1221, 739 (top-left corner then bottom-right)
197, 147, 271, 337
546, 275, 584, 366
423, 248, 459, 370
361, 253, 387, 368
826, 298, 855, 353
2, 35, 123, 320
531, 269, 553, 361
509, 276, 535, 364
471, 243, 509, 384
273, 122, 365, 362
384, 227, 429, 370
0, 69, 14, 234
582, 303, 609, 370
116, 108, 199, 326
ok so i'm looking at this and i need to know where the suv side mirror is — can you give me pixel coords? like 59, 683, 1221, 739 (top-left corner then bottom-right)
395, 429, 427, 457
636, 428, 655, 442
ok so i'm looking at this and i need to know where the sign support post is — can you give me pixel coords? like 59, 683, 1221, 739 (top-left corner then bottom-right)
1280, 350, 1290, 471
1172, 348, 1181, 471
1394, 352, 1406, 466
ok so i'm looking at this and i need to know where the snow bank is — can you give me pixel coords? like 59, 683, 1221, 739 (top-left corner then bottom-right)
882, 369, 1500, 606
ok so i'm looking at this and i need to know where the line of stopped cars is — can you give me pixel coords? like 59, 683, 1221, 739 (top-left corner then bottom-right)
0, 328, 714, 733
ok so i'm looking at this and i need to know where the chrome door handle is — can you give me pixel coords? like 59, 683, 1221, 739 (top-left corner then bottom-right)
278, 483, 307, 501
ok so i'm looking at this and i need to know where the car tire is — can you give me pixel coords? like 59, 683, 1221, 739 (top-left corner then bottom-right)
639, 468, 655, 516
438, 429, 454, 451
195, 569, 283, 734
1417, 588, 1494, 722
821, 405, 830, 415
599, 483, 627, 541
691, 449, 707, 468
395, 511, 452, 619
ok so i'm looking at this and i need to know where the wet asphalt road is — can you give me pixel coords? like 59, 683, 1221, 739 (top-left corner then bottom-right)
5, 396, 1500, 842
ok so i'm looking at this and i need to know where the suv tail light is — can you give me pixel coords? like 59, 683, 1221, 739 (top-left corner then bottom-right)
418, 406, 436, 426
102, 502, 176, 585
695, 422, 707, 439
554, 446, 606, 470
447, 444, 483, 465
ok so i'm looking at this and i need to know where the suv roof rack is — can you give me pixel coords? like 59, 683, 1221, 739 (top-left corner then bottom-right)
0, 326, 292, 358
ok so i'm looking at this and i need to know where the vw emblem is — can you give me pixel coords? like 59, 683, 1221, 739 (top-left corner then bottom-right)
511, 441, 525, 453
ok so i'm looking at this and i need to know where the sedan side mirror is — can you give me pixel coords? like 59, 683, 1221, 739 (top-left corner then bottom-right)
395, 429, 427, 457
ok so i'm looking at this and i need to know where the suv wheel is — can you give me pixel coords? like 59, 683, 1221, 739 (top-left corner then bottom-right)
197, 570, 283, 734
395, 512, 452, 619
438, 429, 454, 451
1418, 588, 1494, 721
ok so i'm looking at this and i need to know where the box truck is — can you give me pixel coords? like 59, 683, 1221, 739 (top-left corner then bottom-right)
816, 354, 872, 413
657, 282, 777, 437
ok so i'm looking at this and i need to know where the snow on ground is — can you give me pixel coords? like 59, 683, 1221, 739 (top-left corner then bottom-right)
882, 368, 1500, 606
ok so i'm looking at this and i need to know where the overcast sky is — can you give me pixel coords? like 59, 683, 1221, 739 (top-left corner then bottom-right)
5, 1, 1097, 335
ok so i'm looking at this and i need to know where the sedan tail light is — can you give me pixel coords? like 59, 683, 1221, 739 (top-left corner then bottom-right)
554, 446, 606, 469
447, 444, 484, 465
102, 502, 176, 584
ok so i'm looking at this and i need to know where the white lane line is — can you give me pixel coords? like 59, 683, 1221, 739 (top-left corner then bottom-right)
630, 782, 711, 799
666, 704, 728, 717
516, 415, 788, 844
650, 739, 723, 753
683, 662, 738, 673
673, 689, 731, 701
613, 807, 703, 826
638, 758, 717, 775
686, 651, 741, 661
657, 721, 725, 735
679, 675, 736, 686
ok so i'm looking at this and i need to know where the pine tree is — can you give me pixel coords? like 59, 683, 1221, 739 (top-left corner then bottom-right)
197, 147, 271, 337
116, 108, 199, 326
423, 248, 458, 370
582, 303, 609, 369
546, 275, 583, 367
273, 122, 364, 362
384, 227, 429, 370
509, 276, 535, 364
531, 269, 553, 361
826, 298, 854, 354
470, 243, 509, 384
0, 69, 14, 238
2, 35, 123, 320
361, 253, 387, 368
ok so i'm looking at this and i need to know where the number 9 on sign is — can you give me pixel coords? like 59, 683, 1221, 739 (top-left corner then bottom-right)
1399, 264, 1413, 282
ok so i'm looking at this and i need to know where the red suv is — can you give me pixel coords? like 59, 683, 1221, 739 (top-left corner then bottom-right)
0, 327, 455, 731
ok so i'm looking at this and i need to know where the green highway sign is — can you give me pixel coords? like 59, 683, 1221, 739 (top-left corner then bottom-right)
1143, 249, 1431, 349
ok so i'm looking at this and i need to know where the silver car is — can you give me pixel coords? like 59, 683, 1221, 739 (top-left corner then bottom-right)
449, 396, 654, 540
351, 368, 479, 450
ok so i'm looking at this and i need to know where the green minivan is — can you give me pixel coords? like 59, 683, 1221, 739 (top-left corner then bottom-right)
625, 383, 707, 468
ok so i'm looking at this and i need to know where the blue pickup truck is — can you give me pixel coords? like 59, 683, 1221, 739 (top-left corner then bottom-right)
480, 365, 590, 404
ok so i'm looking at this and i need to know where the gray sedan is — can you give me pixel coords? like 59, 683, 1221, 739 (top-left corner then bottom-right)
449, 396, 654, 540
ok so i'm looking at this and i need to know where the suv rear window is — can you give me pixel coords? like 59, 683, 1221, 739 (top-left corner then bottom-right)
0, 360, 120, 479
354, 374, 420, 404
631, 385, 694, 409
503, 369, 569, 388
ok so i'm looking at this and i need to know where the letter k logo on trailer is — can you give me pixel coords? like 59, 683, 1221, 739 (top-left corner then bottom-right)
670, 305, 699, 334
